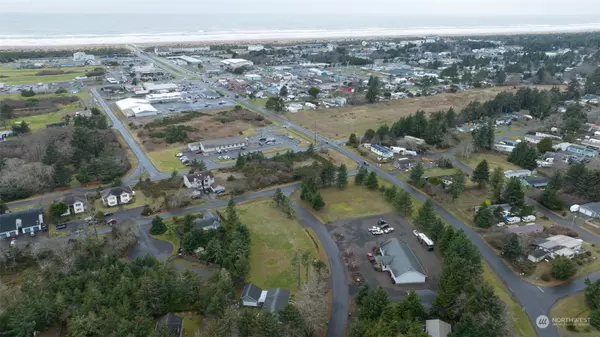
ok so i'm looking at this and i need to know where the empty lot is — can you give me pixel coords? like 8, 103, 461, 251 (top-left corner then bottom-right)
286, 85, 562, 139
0, 66, 96, 85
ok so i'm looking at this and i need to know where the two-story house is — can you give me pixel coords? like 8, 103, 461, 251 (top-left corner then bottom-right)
55, 195, 86, 216
100, 186, 134, 207
0, 208, 44, 238
183, 171, 215, 190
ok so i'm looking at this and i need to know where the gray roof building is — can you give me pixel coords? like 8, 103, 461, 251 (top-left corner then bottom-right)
242, 283, 263, 306
426, 319, 452, 337
100, 186, 133, 199
262, 288, 291, 313
156, 313, 183, 337
521, 176, 549, 188
377, 238, 426, 284
193, 211, 221, 230
578, 202, 600, 218
0, 208, 44, 237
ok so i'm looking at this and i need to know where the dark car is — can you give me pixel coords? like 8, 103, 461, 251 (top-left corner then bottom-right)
363, 161, 370, 166
55, 223, 67, 230
104, 212, 114, 217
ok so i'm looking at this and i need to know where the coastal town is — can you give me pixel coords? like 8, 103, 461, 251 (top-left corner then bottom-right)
2, 32, 600, 337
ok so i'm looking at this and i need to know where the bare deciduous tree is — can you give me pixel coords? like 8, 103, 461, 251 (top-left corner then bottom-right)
295, 279, 328, 333
456, 139, 474, 159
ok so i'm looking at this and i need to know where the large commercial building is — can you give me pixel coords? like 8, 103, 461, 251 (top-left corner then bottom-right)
221, 58, 254, 70
376, 238, 427, 284
116, 98, 158, 117
188, 137, 248, 154
143, 82, 179, 93
145, 92, 182, 103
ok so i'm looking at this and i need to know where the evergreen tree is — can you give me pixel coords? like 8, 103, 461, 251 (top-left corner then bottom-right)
410, 161, 424, 184
551, 256, 577, 280
336, 164, 348, 188
502, 177, 525, 209
471, 159, 490, 187
311, 191, 325, 210
449, 170, 465, 200
320, 161, 336, 187
590, 309, 600, 330
365, 76, 380, 103
273, 188, 283, 206
508, 142, 538, 170
437, 226, 455, 256
348, 133, 358, 147
430, 218, 445, 242
149, 216, 167, 235
474, 206, 494, 228
365, 171, 379, 190
393, 190, 413, 217
384, 185, 398, 202
536, 137, 553, 154
539, 187, 564, 210
0, 199, 7, 214
359, 286, 390, 321
42, 142, 60, 165
355, 167, 368, 185
490, 167, 504, 203
502, 233, 523, 261
52, 163, 72, 187
414, 199, 437, 232
279, 85, 288, 97
224, 199, 240, 232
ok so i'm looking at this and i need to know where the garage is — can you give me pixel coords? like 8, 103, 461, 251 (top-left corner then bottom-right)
377, 238, 427, 284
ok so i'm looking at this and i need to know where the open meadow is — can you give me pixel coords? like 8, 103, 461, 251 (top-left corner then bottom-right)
0, 66, 97, 85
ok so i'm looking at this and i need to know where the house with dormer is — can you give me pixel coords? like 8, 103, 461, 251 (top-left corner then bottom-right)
100, 186, 134, 207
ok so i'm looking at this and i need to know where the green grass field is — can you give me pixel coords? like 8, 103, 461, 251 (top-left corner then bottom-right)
147, 148, 186, 173
0, 66, 96, 85
296, 185, 395, 223
461, 152, 521, 172
237, 199, 322, 293
482, 262, 537, 337
550, 292, 597, 336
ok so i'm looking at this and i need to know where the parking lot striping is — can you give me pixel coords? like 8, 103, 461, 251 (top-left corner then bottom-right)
537, 286, 544, 293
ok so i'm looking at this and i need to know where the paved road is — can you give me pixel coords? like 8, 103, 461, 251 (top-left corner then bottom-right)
90, 87, 161, 180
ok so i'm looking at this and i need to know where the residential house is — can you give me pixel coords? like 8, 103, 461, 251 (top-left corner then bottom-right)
527, 235, 585, 263
394, 158, 417, 170
183, 171, 215, 190
241, 283, 263, 307
521, 176, 549, 189
577, 202, 600, 218
426, 319, 452, 337
494, 143, 515, 153
156, 313, 183, 337
376, 238, 427, 284
524, 135, 544, 144
0, 208, 44, 238
404, 135, 426, 145
566, 145, 598, 158
193, 211, 221, 230
241, 283, 291, 314
100, 186, 134, 207
535, 132, 562, 140
370, 144, 394, 159
55, 195, 86, 216
188, 137, 247, 154
503, 170, 531, 179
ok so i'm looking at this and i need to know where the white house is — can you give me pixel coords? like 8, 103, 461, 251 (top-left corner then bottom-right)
100, 186, 134, 207
56, 195, 86, 216
183, 171, 215, 190
527, 235, 585, 263
504, 170, 532, 179
577, 202, 600, 218
370, 144, 394, 159
73, 52, 95, 62
188, 137, 247, 154
0, 208, 44, 238
376, 238, 427, 284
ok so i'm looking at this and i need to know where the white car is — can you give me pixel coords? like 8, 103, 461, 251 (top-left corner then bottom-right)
413, 230, 420, 237
522, 215, 536, 222
383, 228, 395, 234
496, 222, 506, 227
176, 153, 183, 158
372, 229, 384, 235
506, 217, 521, 224
367, 226, 380, 233
288, 135, 294, 140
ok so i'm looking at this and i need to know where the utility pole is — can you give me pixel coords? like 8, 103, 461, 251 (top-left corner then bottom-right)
314, 122, 317, 145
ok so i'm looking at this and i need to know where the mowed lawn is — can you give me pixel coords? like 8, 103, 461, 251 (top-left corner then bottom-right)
0, 66, 96, 85
461, 152, 521, 172
550, 292, 597, 337
298, 185, 395, 223
147, 148, 186, 173
237, 199, 322, 293
482, 263, 537, 337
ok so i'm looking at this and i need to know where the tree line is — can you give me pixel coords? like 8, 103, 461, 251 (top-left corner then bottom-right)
0, 47, 130, 63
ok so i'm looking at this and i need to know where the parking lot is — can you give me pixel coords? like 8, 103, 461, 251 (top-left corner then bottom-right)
326, 214, 441, 305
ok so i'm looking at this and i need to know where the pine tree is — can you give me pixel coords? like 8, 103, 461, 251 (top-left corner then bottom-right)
430, 218, 445, 242
414, 199, 437, 231
273, 188, 283, 206
471, 159, 490, 187
336, 164, 348, 188
449, 170, 465, 200
490, 167, 504, 203
393, 190, 413, 217
320, 161, 336, 187
52, 163, 72, 187
410, 161, 424, 184
149, 216, 167, 235
348, 133, 358, 147
502, 233, 523, 261
551, 256, 577, 280
365, 171, 379, 190
503, 177, 525, 209
384, 185, 398, 201
540, 187, 564, 211
355, 167, 368, 185
42, 142, 60, 165
311, 191, 325, 210
474, 206, 494, 228
224, 199, 240, 232
437, 226, 455, 256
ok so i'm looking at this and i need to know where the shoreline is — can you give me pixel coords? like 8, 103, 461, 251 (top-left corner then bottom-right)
1, 24, 600, 50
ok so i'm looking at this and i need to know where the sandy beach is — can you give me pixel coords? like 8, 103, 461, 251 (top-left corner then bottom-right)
1, 23, 600, 50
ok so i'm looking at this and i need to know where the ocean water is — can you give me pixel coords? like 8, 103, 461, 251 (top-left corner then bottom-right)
0, 13, 599, 47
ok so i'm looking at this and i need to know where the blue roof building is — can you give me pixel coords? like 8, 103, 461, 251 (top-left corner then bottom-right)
370, 144, 394, 159
566, 145, 598, 158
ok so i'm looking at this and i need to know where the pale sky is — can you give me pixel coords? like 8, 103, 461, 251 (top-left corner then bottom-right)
0, 0, 599, 15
